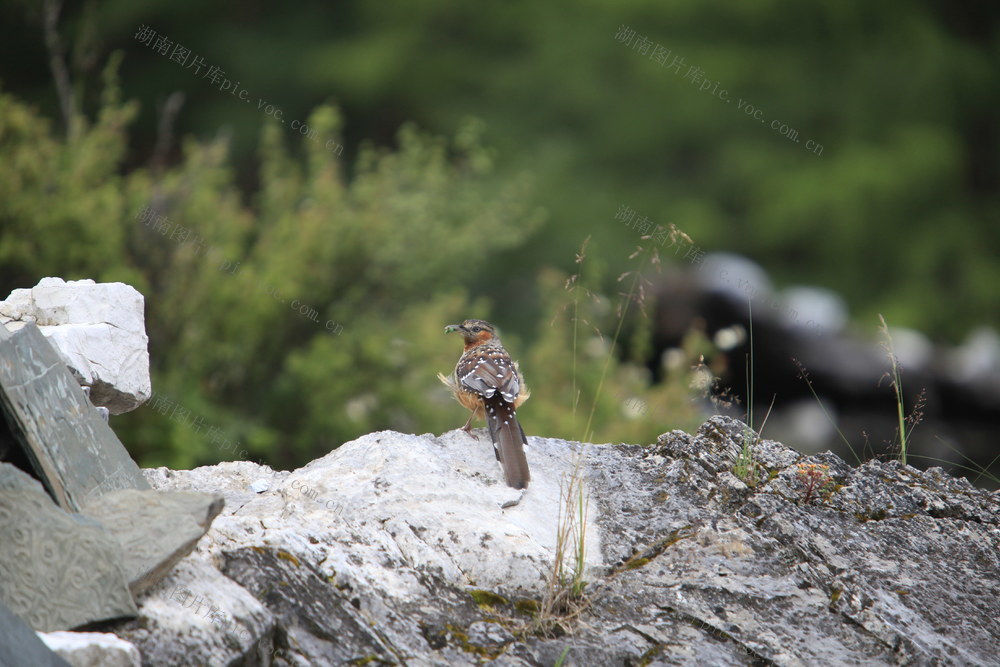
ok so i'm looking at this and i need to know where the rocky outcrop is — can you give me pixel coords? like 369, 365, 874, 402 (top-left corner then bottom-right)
110, 418, 1000, 666
3, 274, 994, 664
0, 277, 150, 414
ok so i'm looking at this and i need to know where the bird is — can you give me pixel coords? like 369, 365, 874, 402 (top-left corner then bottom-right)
438, 319, 531, 489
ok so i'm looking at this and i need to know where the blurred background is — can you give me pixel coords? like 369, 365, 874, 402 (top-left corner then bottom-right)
1, 1, 998, 485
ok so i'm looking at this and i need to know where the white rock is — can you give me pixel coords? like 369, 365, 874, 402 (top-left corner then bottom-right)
780, 285, 849, 334
885, 326, 934, 371
38, 630, 141, 667
947, 326, 1000, 385
696, 252, 774, 304
127, 430, 603, 665
0, 277, 150, 414
759, 398, 840, 453
117, 558, 274, 667
0, 287, 33, 321
466, 620, 514, 645
163, 430, 602, 592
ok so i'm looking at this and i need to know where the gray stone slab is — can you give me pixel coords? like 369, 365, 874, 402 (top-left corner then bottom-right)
81, 489, 225, 597
0, 323, 148, 513
0, 463, 138, 632
0, 599, 71, 667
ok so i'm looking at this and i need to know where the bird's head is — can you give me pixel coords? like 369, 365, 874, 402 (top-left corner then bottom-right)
445, 319, 498, 349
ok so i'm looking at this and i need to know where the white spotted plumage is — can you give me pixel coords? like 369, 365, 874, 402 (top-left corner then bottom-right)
445, 319, 530, 489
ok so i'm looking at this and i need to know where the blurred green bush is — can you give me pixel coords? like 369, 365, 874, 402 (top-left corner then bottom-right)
5, 1, 995, 345
1, 63, 709, 469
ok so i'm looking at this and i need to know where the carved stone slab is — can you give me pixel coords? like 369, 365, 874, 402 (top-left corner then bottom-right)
0, 323, 148, 512
81, 489, 225, 597
0, 464, 138, 632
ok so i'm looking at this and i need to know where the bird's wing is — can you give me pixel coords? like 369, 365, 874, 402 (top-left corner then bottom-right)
457, 347, 520, 403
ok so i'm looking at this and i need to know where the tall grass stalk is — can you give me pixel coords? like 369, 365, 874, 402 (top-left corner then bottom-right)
568, 237, 590, 426
570, 465, 589, 597
878, 314, 910, 465
733, 301, 761, 484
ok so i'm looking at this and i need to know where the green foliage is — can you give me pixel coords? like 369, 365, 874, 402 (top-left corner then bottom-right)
5, 0, 996, 469
132, 109, 546, 466
4, 0, 997, 346
525, 262, 709, 447
732, 430, 760, 488
265, 0, 997, 342
0, 56, 141, 289
1, 65, 712, 468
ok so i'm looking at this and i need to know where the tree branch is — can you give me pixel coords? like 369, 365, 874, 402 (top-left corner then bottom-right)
42, 0, 76, 135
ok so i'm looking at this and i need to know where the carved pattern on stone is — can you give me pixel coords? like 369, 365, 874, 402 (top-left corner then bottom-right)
0, 469, 138, 632
0, 324, 148, 512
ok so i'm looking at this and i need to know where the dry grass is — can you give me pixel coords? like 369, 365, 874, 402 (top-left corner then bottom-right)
531, 454, 591, 637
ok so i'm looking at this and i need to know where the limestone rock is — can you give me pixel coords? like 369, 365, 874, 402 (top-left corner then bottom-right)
107, 419, 1000, 665
0, 464, 138, 632
38, 631, 141, 667
124, 430, 601, 665
141, 460, 288, 507
80, 489, 225, 596
113, 557, 275, 666
0, 277, 150, 414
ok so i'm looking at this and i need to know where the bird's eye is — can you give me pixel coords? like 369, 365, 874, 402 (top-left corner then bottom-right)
472, 326, 482, 333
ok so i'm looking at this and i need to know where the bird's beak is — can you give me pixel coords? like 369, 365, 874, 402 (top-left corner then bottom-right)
444, 324, 463, 334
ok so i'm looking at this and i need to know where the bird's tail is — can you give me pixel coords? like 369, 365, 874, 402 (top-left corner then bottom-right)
484, 394, 530, 489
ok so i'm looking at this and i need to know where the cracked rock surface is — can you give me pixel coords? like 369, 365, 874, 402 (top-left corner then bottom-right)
109, 416, 1000, 665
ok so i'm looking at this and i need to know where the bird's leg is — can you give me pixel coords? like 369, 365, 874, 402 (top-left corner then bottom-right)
461, 411, 479, 439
